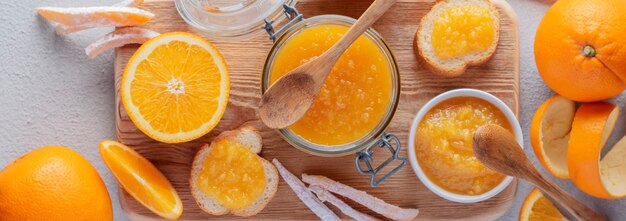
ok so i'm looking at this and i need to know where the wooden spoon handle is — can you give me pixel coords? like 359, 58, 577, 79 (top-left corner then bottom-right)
325, 0, 396, 60
529, 172, 607, 221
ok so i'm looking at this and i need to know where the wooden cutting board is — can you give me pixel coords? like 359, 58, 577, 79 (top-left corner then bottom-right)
114, 0, 520, 220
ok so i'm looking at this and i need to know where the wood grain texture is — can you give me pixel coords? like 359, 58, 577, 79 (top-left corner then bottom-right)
114, 0, 520, 220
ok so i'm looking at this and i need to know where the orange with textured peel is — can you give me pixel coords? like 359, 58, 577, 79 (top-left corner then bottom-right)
534, 0, 626, 102
530, 95, 575, 179
519, 189, 567, 221
99, 140, 182, 220
0, 146, 112, 221
121, 32, 229, 143
568, 102, 626, 198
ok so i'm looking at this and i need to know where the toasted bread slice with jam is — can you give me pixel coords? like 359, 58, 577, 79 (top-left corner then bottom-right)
190, 126, 278, 217
415, 0, 500, 76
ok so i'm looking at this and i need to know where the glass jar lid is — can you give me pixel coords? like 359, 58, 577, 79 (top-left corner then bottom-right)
175, 0, 297, 41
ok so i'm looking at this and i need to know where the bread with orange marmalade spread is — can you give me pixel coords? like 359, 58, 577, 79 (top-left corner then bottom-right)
190, 126, 278, 217
415, 0, 500, 76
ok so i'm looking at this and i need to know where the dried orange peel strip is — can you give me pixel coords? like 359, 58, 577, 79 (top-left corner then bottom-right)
53, 24, 89, 35
113, 0, 145, 7
302, 174, 419, 221
46, 0, 147, 35
37, 6, 154, 28
271, 159, 340, 221
309, 185, 380, 221
85, 27, 159, 58
568, 102, 626, 199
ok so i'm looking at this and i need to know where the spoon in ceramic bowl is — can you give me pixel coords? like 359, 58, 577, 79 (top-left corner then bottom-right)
473, 124, 607, 221
258, 0, 397, 129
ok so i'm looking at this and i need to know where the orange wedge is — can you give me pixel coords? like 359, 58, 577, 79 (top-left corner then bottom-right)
37, 6, 154, 28
99, 140, 182, 220
121, 32, 229, 143
530, 95, 575, 179
85, 27, 159, 58
569, 102, 626, 198
519, 189, 567, 221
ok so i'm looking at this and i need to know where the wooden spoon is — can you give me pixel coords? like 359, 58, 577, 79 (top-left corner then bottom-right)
258, 0, 397, 129
472, 124, 606, 221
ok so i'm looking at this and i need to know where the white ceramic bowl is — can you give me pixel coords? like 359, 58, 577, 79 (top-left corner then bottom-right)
408, 88, 523, 203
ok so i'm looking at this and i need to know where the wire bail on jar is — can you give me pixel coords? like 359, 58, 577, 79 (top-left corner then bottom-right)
263, 4, 304, 42
355, 132, 406, 187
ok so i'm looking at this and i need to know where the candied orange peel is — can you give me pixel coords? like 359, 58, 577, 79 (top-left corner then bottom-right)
85, 27, 159, 58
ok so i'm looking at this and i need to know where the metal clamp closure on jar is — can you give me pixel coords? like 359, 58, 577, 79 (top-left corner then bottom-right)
262, 5, 405, 187
263, 4, 303, 42
355, 132, 406, 187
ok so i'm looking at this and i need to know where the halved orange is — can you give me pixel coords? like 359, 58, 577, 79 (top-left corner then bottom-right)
530, 95, 575, 179
99, 140, 182, 220
121, 32, 229, 143
568, 102, 626, 198
519, 189, 567, 221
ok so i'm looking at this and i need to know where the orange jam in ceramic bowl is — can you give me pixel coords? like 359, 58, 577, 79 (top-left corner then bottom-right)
408, 89, 523, 203
416, 96, 510, 195
261, 15, 400, 156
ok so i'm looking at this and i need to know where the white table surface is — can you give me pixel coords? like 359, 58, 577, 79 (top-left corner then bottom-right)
1, 0, 624, 220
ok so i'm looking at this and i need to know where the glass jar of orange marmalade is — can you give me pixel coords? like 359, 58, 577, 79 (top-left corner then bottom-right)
261, 6, 403, 186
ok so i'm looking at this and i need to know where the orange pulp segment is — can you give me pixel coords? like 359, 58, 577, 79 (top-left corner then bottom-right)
519, 189, 567, 221
99, 140, 182, 220
121, 32, 229, 143
415, 96, 511, 195
431, 4, 496, 59
196, 140, 267, 209
269, 24, 393, 146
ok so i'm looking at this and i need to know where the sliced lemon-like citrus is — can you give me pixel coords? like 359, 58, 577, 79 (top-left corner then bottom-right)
121, 32, 229, 143
99, 140, 182, 220
530, 95, 574, 179
519, 189, 567, 221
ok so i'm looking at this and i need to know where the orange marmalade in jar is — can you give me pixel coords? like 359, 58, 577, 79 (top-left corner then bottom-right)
414, 96, 512, 195
261, 15, 400, 157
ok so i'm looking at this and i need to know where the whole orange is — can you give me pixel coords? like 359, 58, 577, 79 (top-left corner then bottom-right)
534, 0, 626, 102
0, 146, 113, 221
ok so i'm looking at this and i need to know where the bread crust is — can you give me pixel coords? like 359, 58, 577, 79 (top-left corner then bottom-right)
414, 0, 500, 77
189, 126, 278, 217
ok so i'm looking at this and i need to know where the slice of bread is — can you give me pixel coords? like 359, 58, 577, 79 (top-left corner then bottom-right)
190, 126, 279, 217
415, 0, 500, 77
